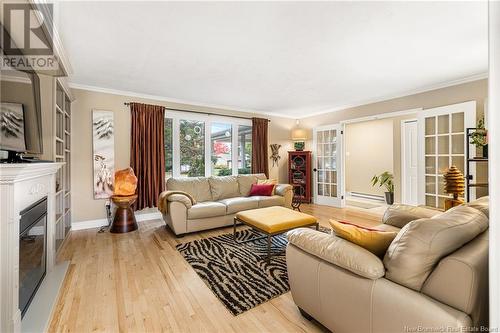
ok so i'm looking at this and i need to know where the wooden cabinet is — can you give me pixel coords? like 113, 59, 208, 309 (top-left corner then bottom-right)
288, 151, 312, 203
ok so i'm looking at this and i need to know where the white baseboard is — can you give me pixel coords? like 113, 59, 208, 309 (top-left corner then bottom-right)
71, 211, 162, 231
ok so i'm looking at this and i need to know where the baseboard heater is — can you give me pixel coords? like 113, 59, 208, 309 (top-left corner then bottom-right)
349, 192, 385, 202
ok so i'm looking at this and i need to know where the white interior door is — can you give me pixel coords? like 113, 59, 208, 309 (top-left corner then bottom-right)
402, 120, 418, 205
313, 124, 343, 207
418, 101, 476, 208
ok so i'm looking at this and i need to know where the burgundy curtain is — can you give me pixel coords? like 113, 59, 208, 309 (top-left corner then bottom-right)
130, 102, 165, 210
251, 117, 269, 177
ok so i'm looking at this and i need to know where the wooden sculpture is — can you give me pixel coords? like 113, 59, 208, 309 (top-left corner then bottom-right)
443, 165, 465, 210
270, 144, 281, 167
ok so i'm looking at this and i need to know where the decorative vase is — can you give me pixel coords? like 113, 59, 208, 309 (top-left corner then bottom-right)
384, 192, 394, 205
483, 144, 488, 158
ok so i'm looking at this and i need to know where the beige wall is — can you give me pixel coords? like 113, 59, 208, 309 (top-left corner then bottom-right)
70, 88, 294, 222
301, 79, 487, 203
345, 118, 394, 197
300, 79, 487, 134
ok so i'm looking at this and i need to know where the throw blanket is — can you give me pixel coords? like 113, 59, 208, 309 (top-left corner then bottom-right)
158, 190, 197, 214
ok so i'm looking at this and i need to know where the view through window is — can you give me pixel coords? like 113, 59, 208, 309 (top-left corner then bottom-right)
180, 119, 205, 177
164, 115, 252, 179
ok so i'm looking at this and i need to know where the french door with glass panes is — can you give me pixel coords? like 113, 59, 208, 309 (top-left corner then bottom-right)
418, 101, 476, 208
313, 124, 344, 207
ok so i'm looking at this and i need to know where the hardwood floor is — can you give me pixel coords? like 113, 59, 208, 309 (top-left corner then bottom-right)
48, 204, 381, 332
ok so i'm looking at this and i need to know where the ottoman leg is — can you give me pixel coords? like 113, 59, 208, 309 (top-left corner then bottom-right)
267, 235, 271, 263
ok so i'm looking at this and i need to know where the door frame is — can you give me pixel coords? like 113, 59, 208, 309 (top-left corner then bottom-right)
417, 101, 477, 205
312, 124, 344, 207
311, 108, 422, 207
401, 118, 418, 205
338, 108, 422, 206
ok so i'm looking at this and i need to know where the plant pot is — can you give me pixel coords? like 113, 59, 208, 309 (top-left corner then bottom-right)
384, 192, 394, 205
483, 144, 488, 158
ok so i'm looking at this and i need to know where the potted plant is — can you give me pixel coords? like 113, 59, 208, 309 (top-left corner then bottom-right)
371, 171, 395, 205
470, 117, 488, 158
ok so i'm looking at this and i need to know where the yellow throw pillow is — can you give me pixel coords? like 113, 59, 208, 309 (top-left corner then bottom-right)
257, 179, 277, 195
329, 219, 398, 257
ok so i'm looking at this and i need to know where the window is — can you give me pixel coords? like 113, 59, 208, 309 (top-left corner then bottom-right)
164, 112, 251, 179
164, 118, 173, 179
237, 125, 252, 174
180, 119, 205, 177
211, 123, 232, 176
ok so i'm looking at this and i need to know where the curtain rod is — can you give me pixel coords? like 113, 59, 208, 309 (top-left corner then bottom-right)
123, 102, 270, 122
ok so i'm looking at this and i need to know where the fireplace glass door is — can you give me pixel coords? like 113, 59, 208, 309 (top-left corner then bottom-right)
19, 198, 47, 318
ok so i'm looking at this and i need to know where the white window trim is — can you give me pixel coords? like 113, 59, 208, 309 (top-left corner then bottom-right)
165, 111, 252, 178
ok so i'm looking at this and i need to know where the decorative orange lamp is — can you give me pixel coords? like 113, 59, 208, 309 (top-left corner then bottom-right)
443, 165, 465, 211
110, 167, 138, 233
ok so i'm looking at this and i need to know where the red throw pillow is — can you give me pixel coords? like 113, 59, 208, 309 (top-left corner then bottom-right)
249, 184, 275, 196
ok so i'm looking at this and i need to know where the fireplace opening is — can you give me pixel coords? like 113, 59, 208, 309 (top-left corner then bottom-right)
19, 197, 47, 318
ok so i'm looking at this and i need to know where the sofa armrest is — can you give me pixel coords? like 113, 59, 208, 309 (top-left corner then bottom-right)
383, 204, 441, 228
275, 184, 293, 208
287, 228, 385, 279
158, 191, 193, 215
275, 183, 293, 196
167, 194, 193, 209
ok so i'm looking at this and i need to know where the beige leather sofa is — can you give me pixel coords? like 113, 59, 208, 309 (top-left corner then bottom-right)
160, 174, 293, 236
286, 197, 489, 333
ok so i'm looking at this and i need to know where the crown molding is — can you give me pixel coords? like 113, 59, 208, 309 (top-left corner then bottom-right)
68, 83, 297, 119
68, 72, 487, 121
29, 0, 73, 76
293, 72, 488, 119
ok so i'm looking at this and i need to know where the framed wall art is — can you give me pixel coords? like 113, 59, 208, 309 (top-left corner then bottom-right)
92, 109, 115, 199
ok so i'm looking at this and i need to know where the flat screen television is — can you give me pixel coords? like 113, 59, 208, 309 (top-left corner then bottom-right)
0, 68, 43, 161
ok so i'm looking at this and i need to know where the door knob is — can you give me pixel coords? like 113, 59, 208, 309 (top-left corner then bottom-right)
313, 168, 317, 172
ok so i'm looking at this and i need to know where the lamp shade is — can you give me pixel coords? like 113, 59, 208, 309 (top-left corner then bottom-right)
291, 128, 308, 141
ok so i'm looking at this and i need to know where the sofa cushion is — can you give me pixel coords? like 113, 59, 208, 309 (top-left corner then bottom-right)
257, 178, 277, 194
329, 220, 398, 257
167, 177, 212, 202
237, 173, 267, 196
218, 197, 259, 214
249, 183, 275, 196
374, 224, 401, 233
209, 176, 240, 200
463, 196, 489, 218
256, 195, 285, 208
383, 204, 440, 228
384, 206, 489, 291
187, 201, 227, 219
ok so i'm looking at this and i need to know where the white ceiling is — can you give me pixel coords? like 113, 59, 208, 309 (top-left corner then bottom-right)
56, 1, 488, 118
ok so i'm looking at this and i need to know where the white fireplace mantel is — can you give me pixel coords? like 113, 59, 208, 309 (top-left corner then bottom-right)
0, 163, 64, 333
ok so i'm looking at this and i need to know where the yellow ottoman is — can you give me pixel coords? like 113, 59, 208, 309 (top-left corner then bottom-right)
234, 206, 318, 262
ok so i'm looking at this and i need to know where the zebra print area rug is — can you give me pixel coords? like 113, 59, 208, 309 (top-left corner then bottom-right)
176, 228, 308, 315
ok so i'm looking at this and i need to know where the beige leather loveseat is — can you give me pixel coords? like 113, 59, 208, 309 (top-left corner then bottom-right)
159, 174, 293, 236
286, 197, 489, 333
